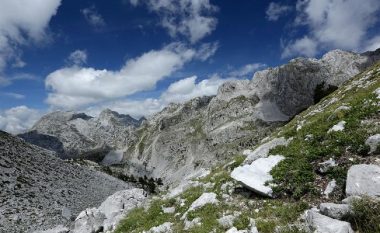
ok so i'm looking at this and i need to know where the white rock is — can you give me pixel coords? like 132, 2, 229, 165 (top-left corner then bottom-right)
184, 217, 201, 230
324, 179, 337, 198
162, 207, 176, 214
328, 121, 346, 133
244, 138, 290, 163
231, 155, 285, 197
346, 164, 380, 197
188, 192, 219, 211
374, 88, 380, 99
217, 215, 237, 228
146, 222, 173, 233
305, 210, 354, 233
365, 134, 380, 154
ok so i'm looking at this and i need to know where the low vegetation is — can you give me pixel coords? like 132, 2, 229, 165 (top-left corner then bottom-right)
269, 65, 380, 199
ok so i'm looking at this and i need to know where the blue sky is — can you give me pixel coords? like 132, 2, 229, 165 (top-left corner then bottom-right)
0, 0, 380, 133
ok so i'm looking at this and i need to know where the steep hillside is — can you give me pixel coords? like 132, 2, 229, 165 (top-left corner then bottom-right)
112, 61, 380, 232
118, 49, 380, 184
0, 131, 132, 233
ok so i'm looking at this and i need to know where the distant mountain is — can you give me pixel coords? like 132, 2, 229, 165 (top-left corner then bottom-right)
19, 109, 143, 161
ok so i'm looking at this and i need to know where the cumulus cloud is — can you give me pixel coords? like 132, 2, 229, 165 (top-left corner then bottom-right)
229, 63, 267, 77
282, 0, 380, 58
45, 43, 202, 109
84, 74, 229, 118
0, 0, 61, 78
0, 106, 42, 134
281, 36, 318, 58
130, 0, 218, 43
81, 6, 106, 29
161, 75, 228, 103
266, 2, 292, 21
67, 50, 87, 65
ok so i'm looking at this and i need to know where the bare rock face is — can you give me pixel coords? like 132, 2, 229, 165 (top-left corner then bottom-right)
346, 164, 380, 198
119, 49, 380, 184
19, 109, 142, 161
18, 49, 380, 185
0, 131, 130, 233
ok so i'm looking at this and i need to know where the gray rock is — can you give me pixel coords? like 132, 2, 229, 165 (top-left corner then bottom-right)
244, 137, 291, 163
70, 188, 147, 233
324, 179, 337, 198
34, 225, 69, 233
318, 159, 337, 173
346, 164, 380, 197
147, 222, 173, 233
231, 155, 284, 197
365, 134, 380, 154
305, 210, 354, 233
319, 203, 351, 220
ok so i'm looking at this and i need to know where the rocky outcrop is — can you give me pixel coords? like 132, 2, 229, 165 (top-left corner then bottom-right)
304, 210, 354, 233
0, 130, 131, 233
19, 109, 142, 161
70, 188, 147, 233
118, 49, 380, 184
346, 164, 380, 198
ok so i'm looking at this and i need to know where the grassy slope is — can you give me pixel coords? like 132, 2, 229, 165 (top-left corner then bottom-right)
115, 63, 380, 233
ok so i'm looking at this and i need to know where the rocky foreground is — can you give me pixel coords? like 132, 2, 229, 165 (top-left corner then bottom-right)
0, 131, 143, 233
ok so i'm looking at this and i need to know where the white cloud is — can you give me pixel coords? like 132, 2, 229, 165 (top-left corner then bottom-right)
0, 106, 42, 134
45, 43, 199, 109
161, 75, 228, 103
229, 63, 267, 77
84, 74, 229, 118
81, 6, 106, 29
363, 36, 380, 52
266, 2, 292, 21
130, 0, 218, 43
195, 42, 219, 61
67, 50, 87, 65
1, 92, 25, 99
281, 36, 318, 58
0, 0, 61, 77
282, 0, 380, 58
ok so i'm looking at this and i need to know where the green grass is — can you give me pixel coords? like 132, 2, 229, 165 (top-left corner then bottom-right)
348, 197, 380, 233
268, 65, 380, 199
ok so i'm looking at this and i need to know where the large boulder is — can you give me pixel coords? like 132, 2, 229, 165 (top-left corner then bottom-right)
319, 203, 351, 220
70, 188, 147, 233
305, 210, 353, 233
231, 155, 284, 197
346, 164, 380, 197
